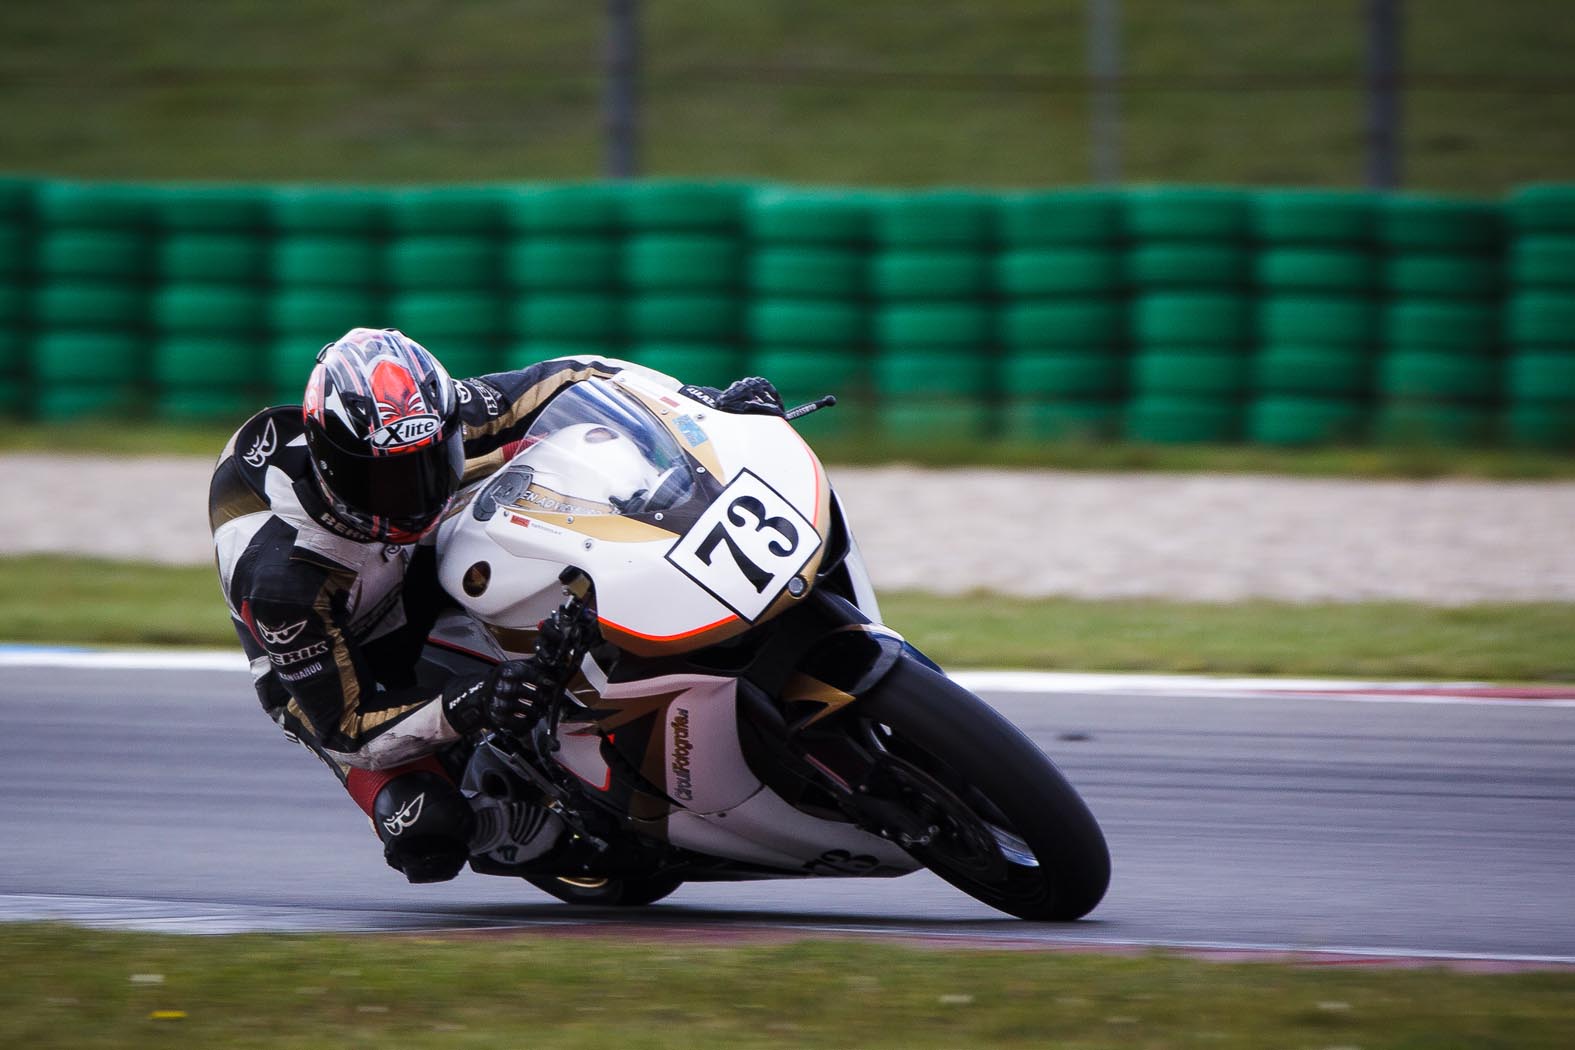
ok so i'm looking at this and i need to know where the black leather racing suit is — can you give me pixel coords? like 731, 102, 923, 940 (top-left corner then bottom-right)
208, 356, 664, 780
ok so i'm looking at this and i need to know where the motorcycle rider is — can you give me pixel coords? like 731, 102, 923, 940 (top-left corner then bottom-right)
208, 327, 784, 883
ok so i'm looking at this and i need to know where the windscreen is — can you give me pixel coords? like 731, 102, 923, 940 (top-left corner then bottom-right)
474, 379, 697, 522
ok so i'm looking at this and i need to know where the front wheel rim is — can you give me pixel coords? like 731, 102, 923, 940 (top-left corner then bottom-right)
859, 721, 1052, 903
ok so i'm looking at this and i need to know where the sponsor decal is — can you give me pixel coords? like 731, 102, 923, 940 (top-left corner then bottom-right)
515, 515, 565, 537
674, 414, 709, 447
505, 512, 532, 529
241, 418, 278, 468
473, 379, 503, 416
678, 384, 720, 409
368, 360, 441, 452
370, 413, 442, 450
268, 640, 330, 667
453, 378, 504, 417
277, 660, 325, 683
514, 486, 605, 516
670, 707, 694, 802
381, 792, 425, 836
257, 617, 308, 647
446, 679, 486, 714
315, 509, 366, 539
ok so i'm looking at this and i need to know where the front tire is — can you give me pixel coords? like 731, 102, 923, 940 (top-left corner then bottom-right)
853, 656, 1110, 920
525, 874, 685, 907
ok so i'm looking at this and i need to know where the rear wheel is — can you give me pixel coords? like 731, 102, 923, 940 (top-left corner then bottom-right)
525, 874, 685, 907
850, 657, 1110, 920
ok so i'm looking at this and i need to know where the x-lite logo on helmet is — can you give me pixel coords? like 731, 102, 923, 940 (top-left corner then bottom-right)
368, 359, 442, 453
382, 792, 426, 837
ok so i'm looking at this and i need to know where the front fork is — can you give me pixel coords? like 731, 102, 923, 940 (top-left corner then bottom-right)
729, 589, 954, 847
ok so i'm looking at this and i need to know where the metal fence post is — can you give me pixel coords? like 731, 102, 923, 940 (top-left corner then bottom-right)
1087, 0, 1123, 185
604, 0, 641, 179
1364, 0, 1402, 189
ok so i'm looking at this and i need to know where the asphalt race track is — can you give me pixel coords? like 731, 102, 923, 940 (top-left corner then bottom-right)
2, 661, 1572, 963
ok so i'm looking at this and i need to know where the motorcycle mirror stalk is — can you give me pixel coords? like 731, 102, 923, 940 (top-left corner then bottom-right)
784, 394, 836, 421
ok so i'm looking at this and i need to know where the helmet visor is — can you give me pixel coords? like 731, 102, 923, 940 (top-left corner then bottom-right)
315, 421, 465, 533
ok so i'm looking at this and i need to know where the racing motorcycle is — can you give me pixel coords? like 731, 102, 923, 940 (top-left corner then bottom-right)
430, 372, 1110, 920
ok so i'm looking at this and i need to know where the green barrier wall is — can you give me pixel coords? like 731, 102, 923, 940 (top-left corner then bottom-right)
2, 177, 1573, 448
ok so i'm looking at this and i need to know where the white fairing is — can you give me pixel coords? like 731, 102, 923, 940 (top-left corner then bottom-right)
436, 373, 830, 648
602, 672, 916, 874
436, 374, 916, 875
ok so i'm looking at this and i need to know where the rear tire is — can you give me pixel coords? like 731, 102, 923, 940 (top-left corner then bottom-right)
525, 874, 685, 907
855, 657, 1110, 920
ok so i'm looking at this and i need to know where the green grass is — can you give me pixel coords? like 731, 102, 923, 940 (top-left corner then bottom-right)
1, 924, 1571, 1050
812, 434, 1575, 480
1, 1, 1573, 191
878, 592, 1575, 681
0, 422, 238, 458
7, 555, 1572, 681
1, 557, 231, 648
5, 420, 1575, 478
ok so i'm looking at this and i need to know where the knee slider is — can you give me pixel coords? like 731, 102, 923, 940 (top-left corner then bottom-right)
372, 769, 475, 884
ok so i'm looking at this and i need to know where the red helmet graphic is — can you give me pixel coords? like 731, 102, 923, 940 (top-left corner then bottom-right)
303, 328, 463, 543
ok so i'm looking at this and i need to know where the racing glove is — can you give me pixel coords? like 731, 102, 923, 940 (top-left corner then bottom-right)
441, 602, 600, 737
680, 376, 786, 417
442, 659, 549, 737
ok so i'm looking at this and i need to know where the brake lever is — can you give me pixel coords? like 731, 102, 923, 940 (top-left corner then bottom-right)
504, 593, 610, 850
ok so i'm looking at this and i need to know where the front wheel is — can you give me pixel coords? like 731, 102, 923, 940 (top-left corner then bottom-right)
525, 874, 685, 907
850, 657, 1110, 920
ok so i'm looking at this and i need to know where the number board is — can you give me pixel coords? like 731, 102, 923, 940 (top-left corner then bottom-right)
665, 469, 821, 622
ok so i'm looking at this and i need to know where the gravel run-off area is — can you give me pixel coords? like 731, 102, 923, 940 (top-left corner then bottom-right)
3, 454, 1573, 605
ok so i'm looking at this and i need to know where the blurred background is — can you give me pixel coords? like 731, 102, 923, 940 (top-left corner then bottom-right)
5, 0, 1572, 189
1, 0, 1573, 452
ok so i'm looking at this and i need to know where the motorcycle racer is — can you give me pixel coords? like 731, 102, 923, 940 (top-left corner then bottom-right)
208, 327, 783, 883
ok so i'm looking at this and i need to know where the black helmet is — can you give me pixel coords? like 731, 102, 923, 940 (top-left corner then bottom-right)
302, 328, 464, 543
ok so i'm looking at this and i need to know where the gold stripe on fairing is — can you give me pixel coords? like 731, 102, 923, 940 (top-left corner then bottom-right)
463, 363, 623, 444
484, 622, 540, 657
781, 672, 858, 727
509, 509, 678, 543
585, 689, 686, 732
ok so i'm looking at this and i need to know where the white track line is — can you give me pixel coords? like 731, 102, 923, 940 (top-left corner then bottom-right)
2, 892, 1570, 965
952, 670, 1575, 707
2, 646, 1571, 706
0, 647, 248, 672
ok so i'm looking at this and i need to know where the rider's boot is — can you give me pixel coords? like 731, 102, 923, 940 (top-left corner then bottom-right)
348, 759, 476, 884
